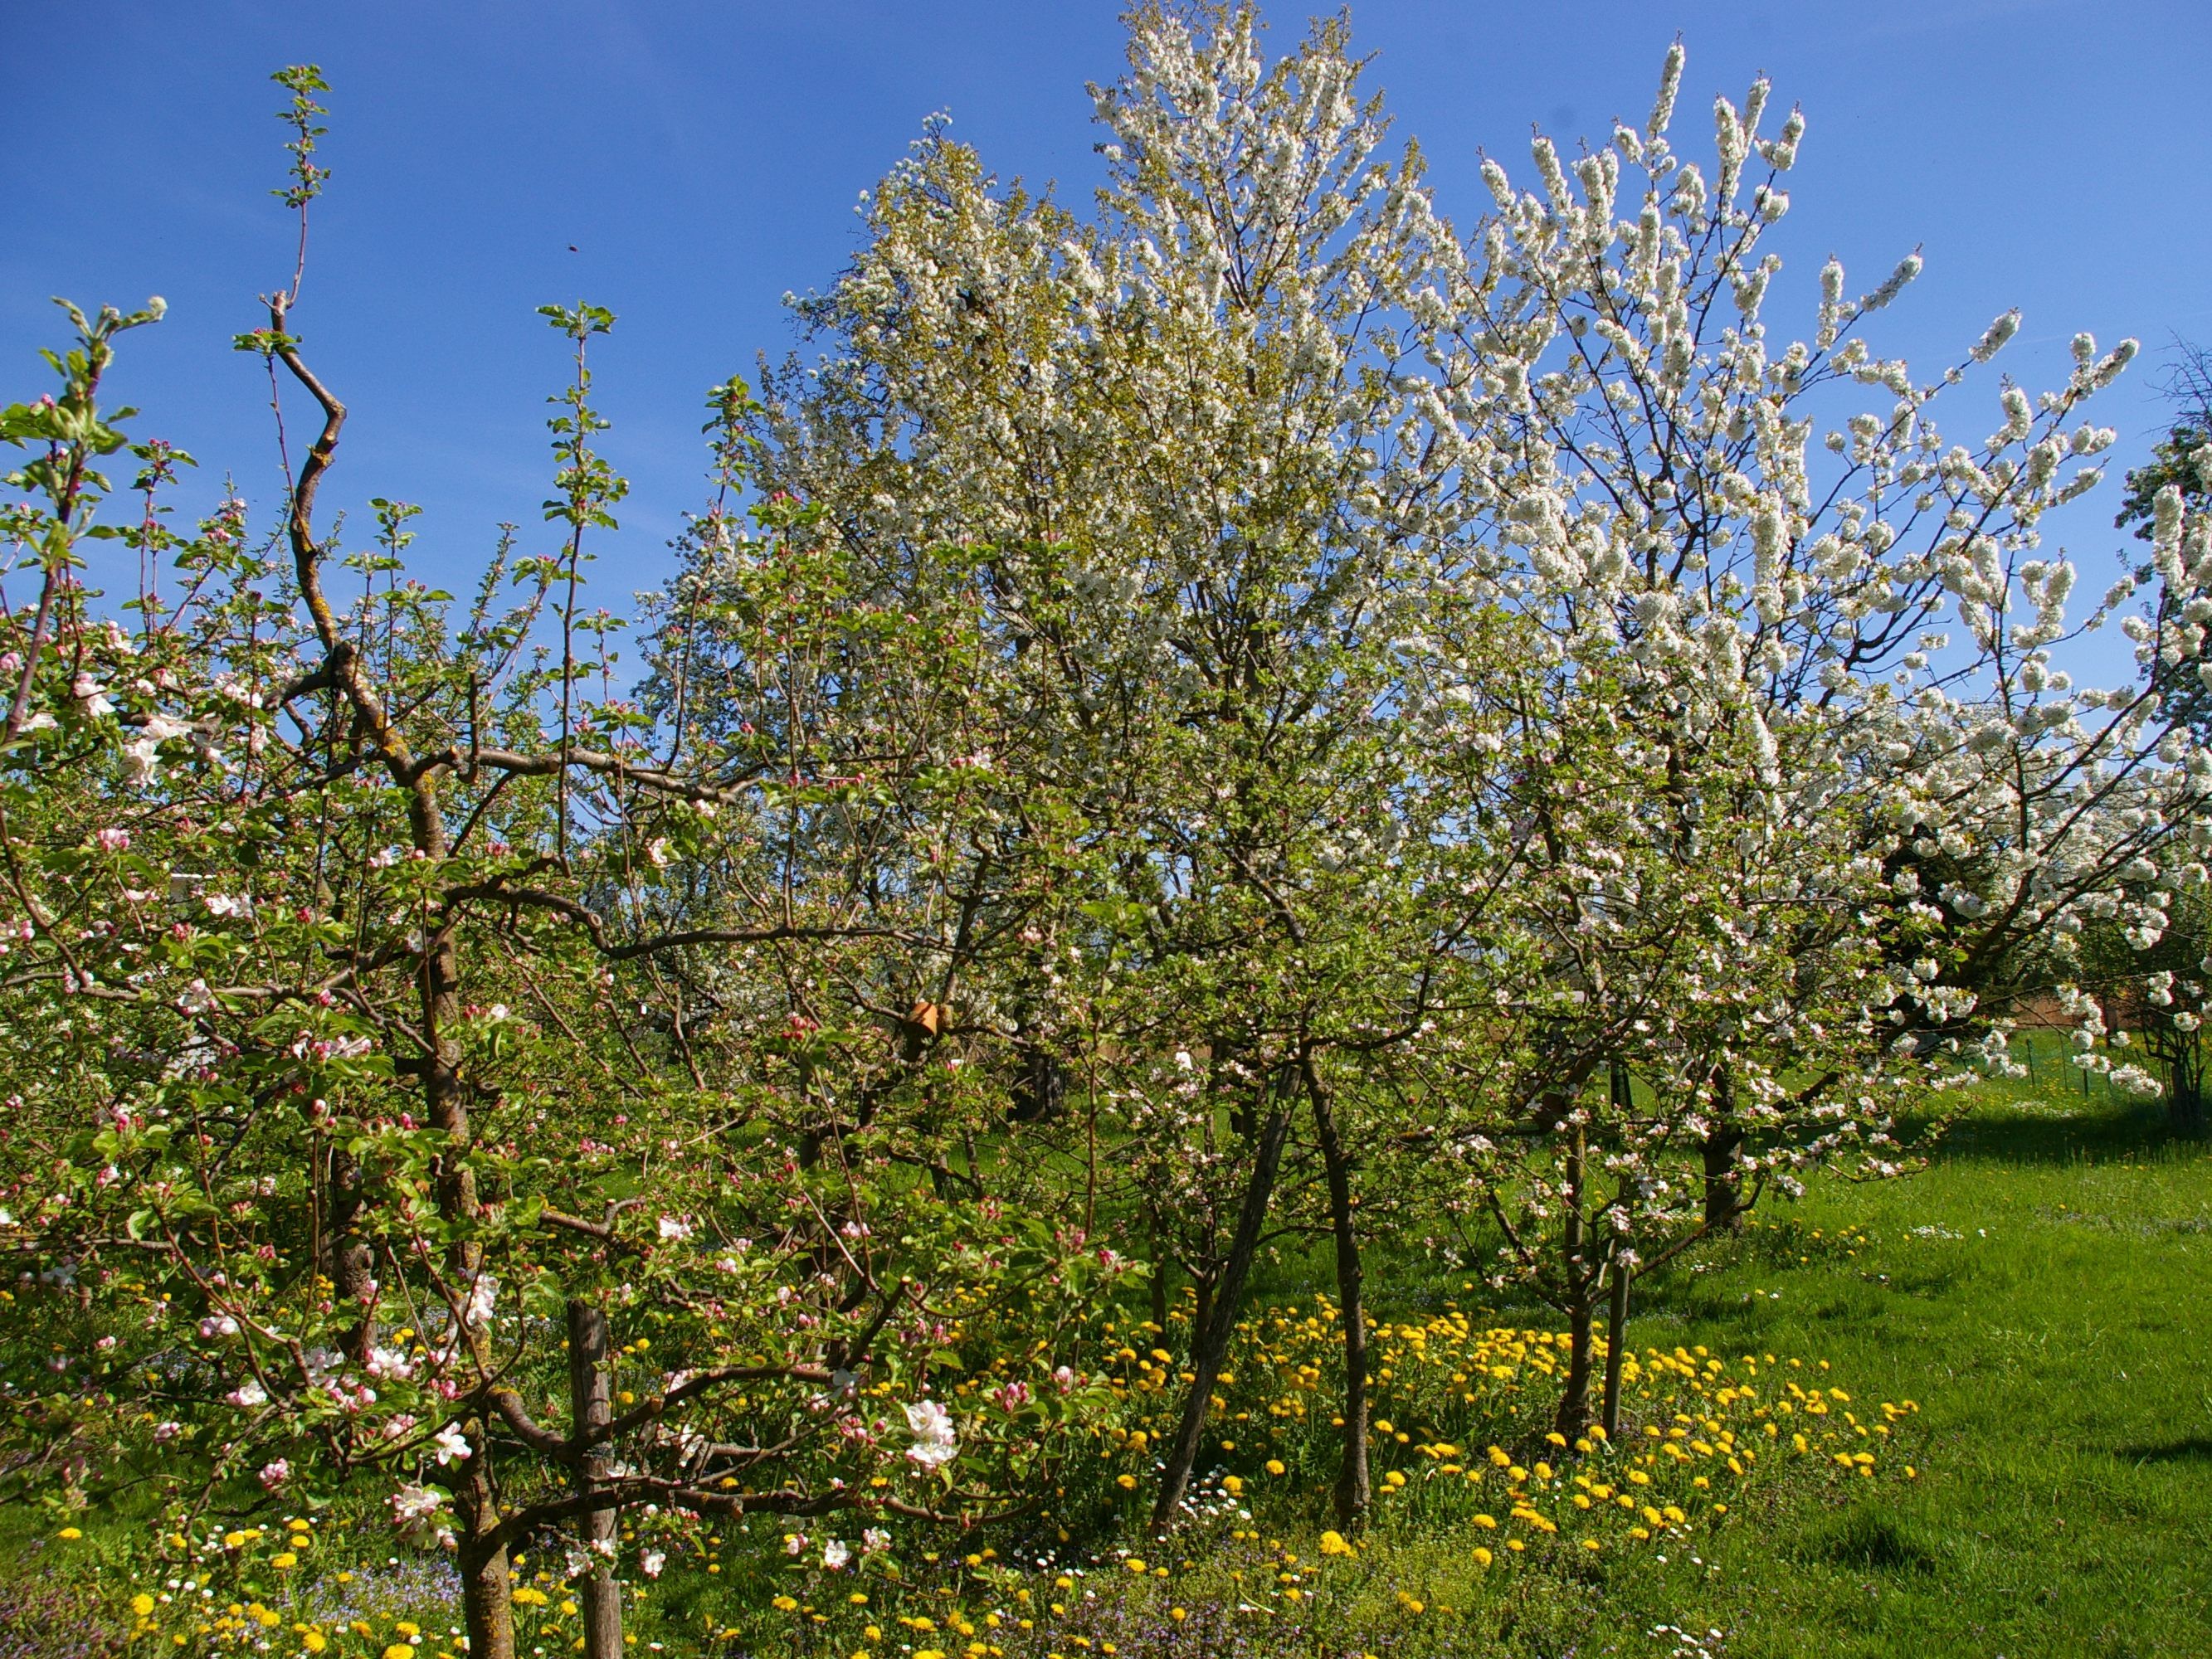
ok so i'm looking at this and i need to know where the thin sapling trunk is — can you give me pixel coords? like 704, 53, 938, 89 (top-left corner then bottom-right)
567, 1299, 624, 1659
1151, 1097, 1293, 1530
1305, 1053, 1370, 1527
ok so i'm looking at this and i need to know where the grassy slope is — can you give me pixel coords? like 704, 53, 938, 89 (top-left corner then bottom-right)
1345, 1089, 2212, 1657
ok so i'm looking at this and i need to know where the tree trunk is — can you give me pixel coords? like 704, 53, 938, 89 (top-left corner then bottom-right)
456, 1453, 516, 1659
1702, 1129, 1745, 1233
2166, 1035, 2205, 1136
1601, 1254, 1631, 1441
567, 1300, 623, 1659
1216, 1039, 1254, 1141
1702, 1065, 1745, 1234
1304, 1054, 1369, 1528
1151, 1097, 1293, 1530
1601, 1075, 1637, 1443
327, 1141, 375, 1365
420, 847, 514, 1657
1552, 1125, 1595, 1441
1148, 1218, 1171, 1337
1010, 1042, 1065, 1122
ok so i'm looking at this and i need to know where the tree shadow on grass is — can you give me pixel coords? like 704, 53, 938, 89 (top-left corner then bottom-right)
1791, 1503, 1944, 1574
2114, 1436, 2212, 1465
1898, 1102, 2192, 1168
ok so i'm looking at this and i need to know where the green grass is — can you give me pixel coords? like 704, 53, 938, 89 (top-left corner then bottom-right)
1310, 1087, 2212, 1657
932, 1075, 2212, 1659
1627, 1096, 2212, 1657
10, 1082, 2210, 1657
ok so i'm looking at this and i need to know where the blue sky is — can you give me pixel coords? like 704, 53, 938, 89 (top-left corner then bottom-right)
5, 0, 2207, 638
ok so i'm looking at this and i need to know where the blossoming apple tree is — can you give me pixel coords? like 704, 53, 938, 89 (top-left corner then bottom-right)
0, 70, 1126, 1659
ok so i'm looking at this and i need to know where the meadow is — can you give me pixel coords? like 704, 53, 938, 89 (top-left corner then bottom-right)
1543, 1088, 2212, 1657
8, 1068, 2205, 1659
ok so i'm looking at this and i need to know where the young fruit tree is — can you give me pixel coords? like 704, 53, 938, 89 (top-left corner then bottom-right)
0, 70, 1127, 1659
712, 0, 1560, 1528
